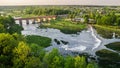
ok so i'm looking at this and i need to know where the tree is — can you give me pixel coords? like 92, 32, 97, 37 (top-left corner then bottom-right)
51, 56, 64, 68
64, 56, 75, 68
90, 12, 95, 19
0, 24, 6, 33
0, 16, 23, 34
116, 18, 120, 26
24, 7, 33, 14
96, 13, 117, 26
29, 44, 45, 61
0, 33, 16, 55
0, 33, 17, 67
24, 57, 42, 68
84, 15, 89, 23
74, 56, 87, 68
12, 33, 26, 42
43, 48, 60, 68
87, 62, 98, 68
13, 42, 31, 68
8, 24, 23, 34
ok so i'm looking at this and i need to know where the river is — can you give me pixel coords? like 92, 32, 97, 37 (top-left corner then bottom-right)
16, 20, 120, 56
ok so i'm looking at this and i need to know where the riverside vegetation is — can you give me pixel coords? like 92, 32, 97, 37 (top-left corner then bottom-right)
105, 42, 120, 52
94, 25, 120, 39
96, 49, 120, 68
40, 19, 86, 34
26, 35, 51, 47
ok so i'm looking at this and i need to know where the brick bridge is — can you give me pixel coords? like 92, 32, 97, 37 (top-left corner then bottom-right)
14, 15, 56, 26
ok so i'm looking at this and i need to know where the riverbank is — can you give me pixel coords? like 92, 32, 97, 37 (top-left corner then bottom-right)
93, 25, 120, 39
40, 19, 86, 34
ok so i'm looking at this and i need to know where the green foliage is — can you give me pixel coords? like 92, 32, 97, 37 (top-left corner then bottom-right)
96, 12, 119, 26
116, 18, 120, 26
64, 56, 75, 68
84, 15, 89, 23
96, 49, 120, 68
105, 42, 120, 52
24, 7, 33, 14
0, 33, 19, 67
8, 24, 23, 34
29, 44, 45, 60
12, 33, 26, 42
51, 56, 64, 68
12, 42, 45, 68
13, 42, 31, 62
94, 25, 120, 38
0, 33, 17, 55
96, 49, 120, 61
41, 19, 86, 34
0, 24, 6, 33
87, 62, 98, 68
0, 16, 23, 34
43, 48, 61, 68
0, 33, 98, 68
12, 42, 31, 68
26, 35, 51, 47
43, 49, 97, 68
0, 34, 48, 68
24, 57, 42, 68
74, 56, 87, 68
25, 7, 71, 15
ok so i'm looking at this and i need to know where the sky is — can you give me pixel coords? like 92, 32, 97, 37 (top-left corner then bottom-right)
0, 0, 120, 6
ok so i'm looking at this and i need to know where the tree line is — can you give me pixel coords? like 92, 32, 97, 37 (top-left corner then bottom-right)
24, 7, 71, 15
96, 12, 120, 26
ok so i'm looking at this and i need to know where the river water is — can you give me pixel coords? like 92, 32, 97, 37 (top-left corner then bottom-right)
17, 20, 120, 56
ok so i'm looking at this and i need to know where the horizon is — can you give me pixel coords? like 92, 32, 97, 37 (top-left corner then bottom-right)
0, 0, 120, 6
0, 4, 120, 7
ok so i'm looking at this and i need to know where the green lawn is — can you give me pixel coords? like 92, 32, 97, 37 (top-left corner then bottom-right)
25, 35, 51, 47
40, 19, 86, 34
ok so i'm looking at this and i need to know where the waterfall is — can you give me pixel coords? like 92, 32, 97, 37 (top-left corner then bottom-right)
90, 25, 102, 50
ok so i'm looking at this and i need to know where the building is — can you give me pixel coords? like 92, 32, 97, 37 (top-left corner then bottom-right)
72, 18, 85, 23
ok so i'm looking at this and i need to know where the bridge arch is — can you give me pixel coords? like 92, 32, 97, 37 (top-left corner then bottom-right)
14, 15, 56, 26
